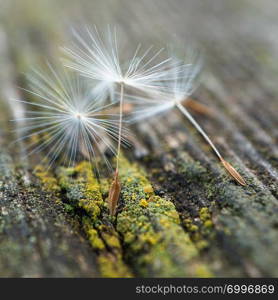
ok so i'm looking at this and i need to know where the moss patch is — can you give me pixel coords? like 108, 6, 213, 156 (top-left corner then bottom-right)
116, 157, 213, 277
57, 162, 132, 278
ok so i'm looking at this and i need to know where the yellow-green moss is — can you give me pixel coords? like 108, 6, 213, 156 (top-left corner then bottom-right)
97, 254, 132, 278
102, 233, 121, 249
194, 264, 213, 278
139, 199, 149, 208
199, 207, 211, 222
57, 161, 133, 278
182, 207, 215, 251
56, 158, 213, 277
198, 207, 215, 233
183, 218, 198, 232
143, 185, 153, 194
204, 220, 213, 228
34, 165, 60, 194
87, 228, 106, 250
58, 161, 103, 221
116, 157, 213, 277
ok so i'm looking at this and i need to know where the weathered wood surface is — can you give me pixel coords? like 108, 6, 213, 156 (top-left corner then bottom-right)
0, 0, 277, 277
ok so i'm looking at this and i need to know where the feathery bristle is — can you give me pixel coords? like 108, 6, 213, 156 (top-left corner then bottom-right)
62, 26, 181, 99
12, 63, 128, 170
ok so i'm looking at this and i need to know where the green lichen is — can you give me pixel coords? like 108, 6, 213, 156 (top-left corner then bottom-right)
82, 217, 106, 251
34, 165, 61, 194
57, 161, 132, 278
199, 207, 210, 222
60, 161, 103, 220
116, 157, 213, 277
168, 151, 278, 276
182, 206, 216, 252
35, 158, 213, 277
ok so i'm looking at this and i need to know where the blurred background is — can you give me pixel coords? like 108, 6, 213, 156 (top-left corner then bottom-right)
0, 0, 278, 141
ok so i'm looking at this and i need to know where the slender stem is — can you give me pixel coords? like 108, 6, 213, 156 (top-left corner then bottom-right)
176, 101, 223, 161
176, 101, 246, 186
116, 83, 124, 172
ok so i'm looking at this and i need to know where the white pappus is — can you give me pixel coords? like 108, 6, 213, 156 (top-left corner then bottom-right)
127, 53, 246, 186
12, 63, 126, 171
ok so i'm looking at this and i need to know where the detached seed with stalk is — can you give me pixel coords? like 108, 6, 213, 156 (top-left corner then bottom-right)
127, 55, 246, 186
62, 26, 184, 214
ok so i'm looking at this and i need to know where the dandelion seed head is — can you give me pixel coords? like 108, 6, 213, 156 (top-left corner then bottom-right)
12, 63, 128, 171
62, 26, 180, 102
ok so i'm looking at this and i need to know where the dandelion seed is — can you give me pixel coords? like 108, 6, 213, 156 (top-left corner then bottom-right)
184, 98, 214, 116
62, 26, 179, 98
62, 26, 183, 214
108, 170, 121, 216
11, 63, 125, 173
128, 54, 246, 186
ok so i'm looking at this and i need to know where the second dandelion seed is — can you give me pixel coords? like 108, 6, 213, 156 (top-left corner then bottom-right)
128, 54, 246, 186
